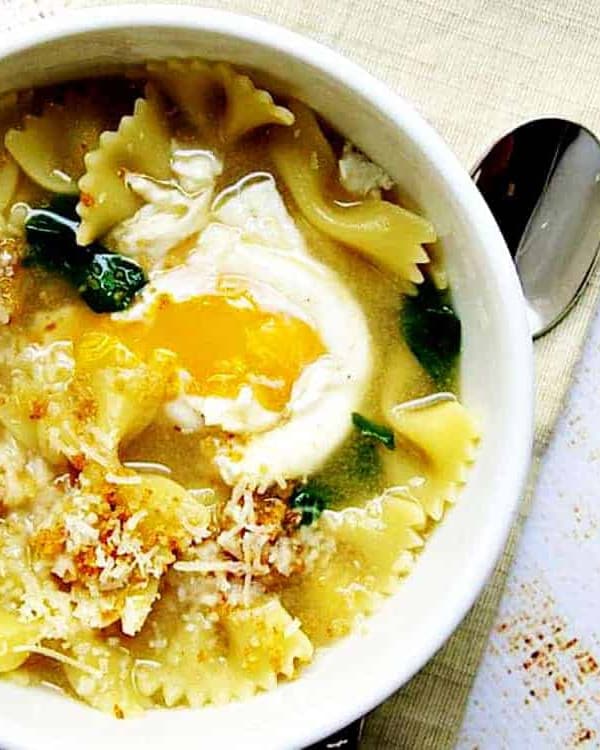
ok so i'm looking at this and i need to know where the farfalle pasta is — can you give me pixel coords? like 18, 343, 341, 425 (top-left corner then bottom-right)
77, 87, 172, 245
270, 101, 434, 282
0, 608, 40, 673
386, 396, 479, 520
0, 151, 18, 214
0, 92, 34, 213
282, 490, 426, 643
146, 59, 218, 131
146, 59, 294, 141
0, 60, 478, 718
5, 91, 114, 196
216, 62, 295, 140
128, 593, 313, 708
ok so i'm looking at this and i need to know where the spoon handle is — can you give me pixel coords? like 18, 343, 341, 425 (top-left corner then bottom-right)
307, 718, 365, 749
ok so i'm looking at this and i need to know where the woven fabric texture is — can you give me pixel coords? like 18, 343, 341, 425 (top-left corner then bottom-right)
1, 0, 599, 746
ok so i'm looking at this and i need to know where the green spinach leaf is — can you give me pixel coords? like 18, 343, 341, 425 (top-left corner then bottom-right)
24, 196, 147, 313
78, 254, 147, 313
401, 278, 461, 388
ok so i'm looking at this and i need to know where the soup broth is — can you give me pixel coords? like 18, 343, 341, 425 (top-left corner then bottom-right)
0, 62, 477, 716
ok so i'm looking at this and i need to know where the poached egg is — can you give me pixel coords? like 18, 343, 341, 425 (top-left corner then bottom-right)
104, 172, 374, 491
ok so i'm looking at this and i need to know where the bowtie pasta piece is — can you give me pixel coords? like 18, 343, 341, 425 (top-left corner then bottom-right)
0, 330, 178, 466
129, 591, 312, 708
215, 63, 294, 141
0, 517, 75, 654
386, 396, 479, 520
146, 59, 218, 131
0, 608, 40, 672
0, 426, 52, 511
147, 59, 294, 141
5, 91, 113, 196
63, 634, 149, 717
282, 489, 425, 643
77, 87, 172, 245
0, 153, 18, 213
0, 340, 80, 463
270, 101, 435, 282
30, 471, 211, 634
74, 332, 179, 452
0, 92, 33, 212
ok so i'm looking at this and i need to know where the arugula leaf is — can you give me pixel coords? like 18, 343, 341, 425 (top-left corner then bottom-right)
351, 412, 395, 450
24, 196, 147, 313
401, 278, 461, 388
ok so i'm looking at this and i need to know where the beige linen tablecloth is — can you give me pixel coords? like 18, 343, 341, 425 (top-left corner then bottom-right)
2, 0, 600, 746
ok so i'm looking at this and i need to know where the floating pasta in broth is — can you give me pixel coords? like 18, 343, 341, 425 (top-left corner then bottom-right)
388, 395, 479, 520
5, 90, 115, 196
0, 91, 31, 212
77, 86, 172, 245
146, 59, 295, 142
0, 60, 478, 717
216, 62, 294, 140
146, 58, 220, 132
269, 100, 435, 282
0, 153, 18, 216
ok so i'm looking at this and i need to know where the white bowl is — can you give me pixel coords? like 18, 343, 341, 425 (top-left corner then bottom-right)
0, 7, 534, 749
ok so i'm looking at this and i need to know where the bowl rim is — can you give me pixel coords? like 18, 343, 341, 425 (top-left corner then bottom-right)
0, 6, 535, 748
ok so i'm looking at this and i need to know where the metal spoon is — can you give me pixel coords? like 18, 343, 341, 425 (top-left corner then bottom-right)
472, 118, 600, 338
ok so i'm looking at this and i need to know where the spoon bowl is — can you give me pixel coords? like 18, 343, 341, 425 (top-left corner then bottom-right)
472, 118, 600, 338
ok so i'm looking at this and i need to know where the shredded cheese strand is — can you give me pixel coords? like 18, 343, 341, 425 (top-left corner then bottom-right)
13, 645, 103, 678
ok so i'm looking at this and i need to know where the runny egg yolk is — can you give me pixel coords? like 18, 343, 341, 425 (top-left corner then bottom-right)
102, 292, 325, 412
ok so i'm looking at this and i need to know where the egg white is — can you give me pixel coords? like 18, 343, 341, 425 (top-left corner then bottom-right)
109, 148, 222, 266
